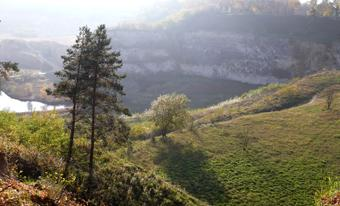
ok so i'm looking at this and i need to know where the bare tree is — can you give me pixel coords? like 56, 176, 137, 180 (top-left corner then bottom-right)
325, 88, 335, 110
236, 129, 257, 152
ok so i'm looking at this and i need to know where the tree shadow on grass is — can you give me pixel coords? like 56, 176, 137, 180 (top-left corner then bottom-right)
154, 141, 229, 205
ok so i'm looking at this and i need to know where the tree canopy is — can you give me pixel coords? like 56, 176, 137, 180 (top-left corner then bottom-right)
150, 93, 190, 139
49, 24, 130, 193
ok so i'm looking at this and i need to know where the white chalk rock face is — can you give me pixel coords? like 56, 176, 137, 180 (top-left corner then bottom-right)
109, 14, 340, 85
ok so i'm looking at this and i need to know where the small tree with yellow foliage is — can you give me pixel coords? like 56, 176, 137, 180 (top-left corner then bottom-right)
150, 93, 191, 140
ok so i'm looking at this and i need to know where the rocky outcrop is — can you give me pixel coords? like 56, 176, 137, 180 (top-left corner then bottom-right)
108, 13, 340, 84
109, 29, 340, 84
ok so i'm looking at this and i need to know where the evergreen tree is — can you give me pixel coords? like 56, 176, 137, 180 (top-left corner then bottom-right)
82, 25, 130, 192
47, 26, 92, 178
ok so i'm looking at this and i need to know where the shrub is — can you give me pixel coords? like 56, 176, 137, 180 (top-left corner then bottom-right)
18, 112, 68, 156
150, 93, 191, 139
0, 111, 68, 157
91, 163, 205, 206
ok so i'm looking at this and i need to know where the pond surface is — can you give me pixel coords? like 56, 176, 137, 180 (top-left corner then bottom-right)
0, 91, 65, 113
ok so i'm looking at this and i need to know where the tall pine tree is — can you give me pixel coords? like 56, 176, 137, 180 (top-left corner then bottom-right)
47, 26, 92, 178
83, 25, 130, 192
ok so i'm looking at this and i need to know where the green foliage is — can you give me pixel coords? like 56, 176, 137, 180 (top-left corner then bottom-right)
44, 171, 76, 187
150, 93, 191, 137
0, 111, 202, 205
0, 112, 18, 141
195, 71, 340, 125
92, 162, 205, 206
49, 25, 131, 188
48, 26, 94, 178
0, 111, 68, 156
0, 137, 63, 180
315, 177, 340, 206
63, 137, 205, 205
0, 112, 67, 181
130, 121, 157, 139
18, 112, 68, 156
76, 24, 131, 190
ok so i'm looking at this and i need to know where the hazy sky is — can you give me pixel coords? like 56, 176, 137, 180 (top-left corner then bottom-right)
1, 0, 162, 14
0, 0, 311, 43
0, 0, 172, 42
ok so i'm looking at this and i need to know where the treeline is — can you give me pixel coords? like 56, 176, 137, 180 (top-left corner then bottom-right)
213, 0, 340, 17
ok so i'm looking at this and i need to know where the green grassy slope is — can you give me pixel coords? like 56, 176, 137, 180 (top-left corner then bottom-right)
0, 112, 206, 206
126, 71, 340, 205
193, 71, 340, 125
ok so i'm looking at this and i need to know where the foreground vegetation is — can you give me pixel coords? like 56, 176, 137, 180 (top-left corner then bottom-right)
0, 111, 205, 205
315, 177, 340, 206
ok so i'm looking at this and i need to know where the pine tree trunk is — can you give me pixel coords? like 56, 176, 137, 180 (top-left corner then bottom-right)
88, 69, 98, 193
63, 101, 76, 178
63, 64, 81, 178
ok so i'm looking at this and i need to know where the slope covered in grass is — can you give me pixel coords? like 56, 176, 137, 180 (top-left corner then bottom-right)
193, 71, 340, 125
0, 112, 205, 206
126, 71, 340, 205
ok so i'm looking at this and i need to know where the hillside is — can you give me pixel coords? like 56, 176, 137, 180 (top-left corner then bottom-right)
0, 72, 340, 205
125, 71, 340, 205
0, 40, 66, 71
0, 112, 205, 206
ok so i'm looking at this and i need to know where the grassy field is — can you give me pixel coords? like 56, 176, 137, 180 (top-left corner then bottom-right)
125, 71, 340, 205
